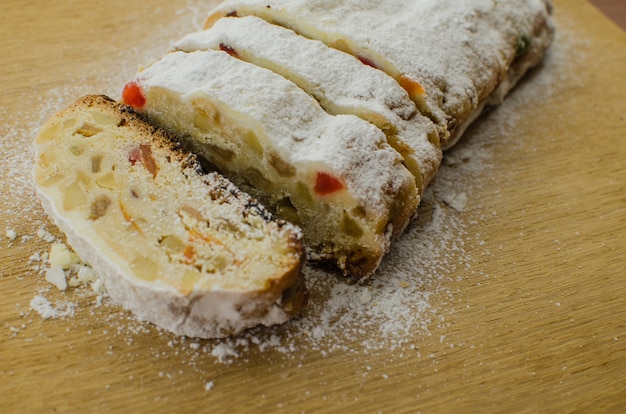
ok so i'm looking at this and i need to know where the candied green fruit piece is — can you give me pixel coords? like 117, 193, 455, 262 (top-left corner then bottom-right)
341, 212, 364, 238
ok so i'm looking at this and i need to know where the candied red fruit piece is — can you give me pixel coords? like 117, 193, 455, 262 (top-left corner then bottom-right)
357, 55, 378, 69
129, 144, 159, 177
122, 82, 146, 109
314, 172, 345, 196
219, 43, 239, 58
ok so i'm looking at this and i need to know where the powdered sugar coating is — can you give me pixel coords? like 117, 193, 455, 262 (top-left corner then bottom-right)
135, 50, 415, 227
177, 16, 417, 123
176, 15, 442, 191
208, 0, 554, 139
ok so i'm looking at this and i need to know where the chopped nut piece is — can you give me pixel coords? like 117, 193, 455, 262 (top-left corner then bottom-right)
69, 146, 85, 156
341, 212, 364, 238
49, 242, 80, 269
159, 235, 186, 255
45, 267, 67, 291
74, 123, 102, 137
179, 270, 200, 295
42, 173, 65, 187
269, 152, 295, 177
89, 195, 111, 220
179, 206, 205, 224
130, 256, 158, 281
95, 172, 118, 190
63, 182, 87, 210
243, 131, 263, 156
91, 155, 103, 173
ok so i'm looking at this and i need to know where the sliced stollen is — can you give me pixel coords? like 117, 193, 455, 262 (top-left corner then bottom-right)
32, 95, 306, 339
206, 0, 555, 148
175, 15, 442, 194
122, 50, 419, 278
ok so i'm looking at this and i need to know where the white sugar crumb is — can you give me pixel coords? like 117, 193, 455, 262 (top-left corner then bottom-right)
441, 191, 467, 212
211, 343, 240, 363
6, 229, 17, 241
37, 227, 56, 243
204, 381, 215, 391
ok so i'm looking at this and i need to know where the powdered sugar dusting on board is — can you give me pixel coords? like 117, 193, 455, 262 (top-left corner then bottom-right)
30, 295, 76, 319
2, 2, 581, 367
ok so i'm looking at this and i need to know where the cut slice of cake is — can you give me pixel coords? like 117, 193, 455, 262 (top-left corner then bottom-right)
122, 50, 419, 278
32, 95, 306, 338
205, 0, 555, 148
175, 15, 442, 194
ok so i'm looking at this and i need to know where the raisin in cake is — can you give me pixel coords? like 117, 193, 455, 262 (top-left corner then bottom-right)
175, 15, 442, 194
206, 0, 555, 148
122, 50, 419, 278
32, 95, 306, 338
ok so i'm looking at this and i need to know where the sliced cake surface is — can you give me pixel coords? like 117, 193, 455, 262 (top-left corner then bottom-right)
32, 95, 306, 338
123, 50, 419, 278
176, 15, 442, 193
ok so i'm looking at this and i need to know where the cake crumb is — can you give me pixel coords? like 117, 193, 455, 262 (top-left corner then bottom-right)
48, 242, 80, 269
91, 278, 105, 294
68, 265, 98, 287
45, 267, 67, 291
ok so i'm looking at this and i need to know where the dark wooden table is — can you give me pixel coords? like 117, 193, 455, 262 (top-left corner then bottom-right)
590, 0, 626, 29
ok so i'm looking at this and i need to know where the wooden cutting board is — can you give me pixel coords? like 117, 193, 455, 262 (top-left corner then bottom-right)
1, 1, 625, 412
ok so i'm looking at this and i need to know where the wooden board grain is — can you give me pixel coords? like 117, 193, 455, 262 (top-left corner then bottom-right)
1, 1, 625, 412
590, 0, 626, 29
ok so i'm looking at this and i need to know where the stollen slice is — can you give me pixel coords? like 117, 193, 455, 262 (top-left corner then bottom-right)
32, 95, 306, 338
